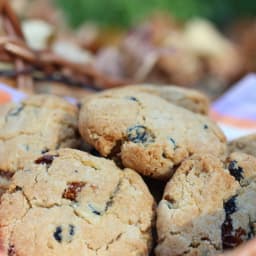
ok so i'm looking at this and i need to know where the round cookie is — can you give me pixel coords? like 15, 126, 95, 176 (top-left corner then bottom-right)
103, 84, 210, 114
0, 95, 79, 192
79, 90, 226, 179
156, 153, 256, 256
228, 133, 256, 157
0, 149, 155, 256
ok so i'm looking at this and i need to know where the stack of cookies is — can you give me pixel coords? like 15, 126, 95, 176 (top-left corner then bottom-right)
0, 85, 255, 256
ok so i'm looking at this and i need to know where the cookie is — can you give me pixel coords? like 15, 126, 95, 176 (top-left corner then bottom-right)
0, 95, 79, 192
0, 148, 155, 256
104, 84, 210, 114
79, 90, 226, 179
228, 133, 256, 157
218, 238, 256, 256
156, 152, 256, 256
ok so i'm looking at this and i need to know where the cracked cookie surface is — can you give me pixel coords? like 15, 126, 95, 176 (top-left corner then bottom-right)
0, 95, 79, 192
155, 152, 256, 256
101, 84, 210, 114
0, 148, 155, 256
79, 90, 226, 179
228, 133, 256, 157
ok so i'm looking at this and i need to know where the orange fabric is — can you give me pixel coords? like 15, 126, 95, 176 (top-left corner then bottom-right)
0, 90, 11, 104
210, 110, 256, 129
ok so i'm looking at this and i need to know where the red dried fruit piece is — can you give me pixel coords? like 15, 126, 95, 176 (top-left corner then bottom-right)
34, 154, 58, 165
222, 216, 246, 249
8, 244, 16, 256
0, 170, 14, 180
62, 182, 86, 201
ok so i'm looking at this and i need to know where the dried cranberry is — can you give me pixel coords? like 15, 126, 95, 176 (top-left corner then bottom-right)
34, 155, 58, 165
8, 244, 16, 256
62, 182, 86, 201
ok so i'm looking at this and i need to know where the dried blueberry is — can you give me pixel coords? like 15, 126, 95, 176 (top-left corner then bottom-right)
228, 161, 244, 182
104, 182, 121, 212
69, 225, 75, 236
35, 154, 58, 165
168, 137, 177, 150
8, 104, 24, 117
62, 182, 86, 201
224, 196, 237, 215
88, 204, 101, 215
127, 125, 154, 144
89, 148, 101, 157
53, 226, 62, 243
203, 124, 208, 129
41, 148, 49, 154
165, 201, 173, 209
125, 96, 138, 102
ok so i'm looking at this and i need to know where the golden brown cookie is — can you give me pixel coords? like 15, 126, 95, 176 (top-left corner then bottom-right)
0, 149, 155, 256
228, 133, 256, 157
156, 153, 256, 256
79, 90, 226, 179
0, 95, 79, 193
105, 84, 210, 114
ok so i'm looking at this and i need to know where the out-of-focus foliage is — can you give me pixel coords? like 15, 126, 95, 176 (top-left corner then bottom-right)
55, 0, 256, 28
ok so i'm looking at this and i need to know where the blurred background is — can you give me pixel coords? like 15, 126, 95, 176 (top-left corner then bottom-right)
56, 0, 256, 28
2, 0, 256, 99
